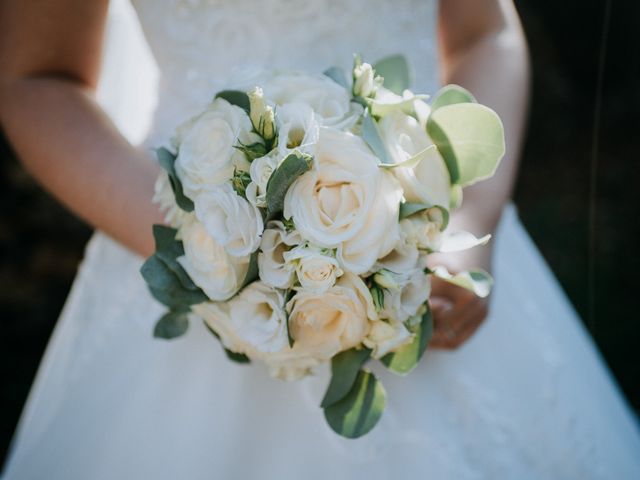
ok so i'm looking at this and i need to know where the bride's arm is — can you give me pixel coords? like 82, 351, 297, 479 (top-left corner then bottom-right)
429, 0, 530, 348
0, 0, 164, 257
439, 0, 530, 236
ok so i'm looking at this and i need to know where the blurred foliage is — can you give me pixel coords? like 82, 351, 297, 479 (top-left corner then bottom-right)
1, 0, 639, 467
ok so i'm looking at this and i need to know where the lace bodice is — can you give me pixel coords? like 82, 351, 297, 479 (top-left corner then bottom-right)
130, 0, 439, 145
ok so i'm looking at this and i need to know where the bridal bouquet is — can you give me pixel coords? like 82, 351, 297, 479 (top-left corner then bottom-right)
142, 55, 505, 438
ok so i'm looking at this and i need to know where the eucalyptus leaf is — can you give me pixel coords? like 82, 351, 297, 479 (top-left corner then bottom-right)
265, 151, 312, 220
373, 54, 410, 95
381, 306, 433, 375
361, 110, 391, 164
239, 251, 259, 292
215, 90, 250, 113
203, 320, 251, 363
141, 255, 208, 308
379, 144, 436, 169
152, 225, 200, 291
430, 84, 476, 111
156, 147, 194, 212
431, 266, 493, 298
320, 347, 372, 408
323, 370, 387, 439
154, 311, 189, 339
450, 184, 463, 209
324, 66, 350, 90
426, 103, 505, 186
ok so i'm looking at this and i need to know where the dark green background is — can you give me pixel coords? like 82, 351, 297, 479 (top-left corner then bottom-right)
1, 0, 638, 468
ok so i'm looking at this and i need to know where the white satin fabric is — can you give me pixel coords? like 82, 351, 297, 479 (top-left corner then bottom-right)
3, 0, 640, 478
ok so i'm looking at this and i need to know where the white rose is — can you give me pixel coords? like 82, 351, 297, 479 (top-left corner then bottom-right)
283, 245, 343, 293
379, 111, 451, 208
275, 102, 320, 157
228, 282, 288, 353
380, 269, 431, 323
258, 221, 301, 289
375, 234, 420, 274
400, 207, 445, 252
245, 153, 278, 208
283, 272, 376, 360
264, 73, 362, 129
194, 183, 264, 257
174, 98, 261, 200
363, 319, 413, 359
177, 215, 249, 301
152, 172, 188, 228
283, 128, 402, 274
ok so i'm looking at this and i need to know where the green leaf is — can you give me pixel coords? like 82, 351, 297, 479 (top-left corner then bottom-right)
426, 103, 505, 186
152, 225, 200, 291
379, 145, 436, 169
361, 109, 391, 164
430, 84, 476, 111
203, 320, 251, 363
320, 347, 371, 408
231, 168, 252, 199
398, 203, 450, 231
156, 147, 194, 212
438, 231, 491, 253
324, 66, 350, 90
265, 151, 312, 220
154, 311, 189, 339
381, 306, 434, 375
450, 184, 463, 209
215, 90, 250, 113
431, 267, 493, 298
234, 140, 267, 162
323, 370, 387, 439
141, 255, 208, 308
373, 54, 410, 95
239, 250, 259, 291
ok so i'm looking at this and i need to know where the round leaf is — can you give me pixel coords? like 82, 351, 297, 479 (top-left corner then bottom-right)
324, 370, 386, 439
426, 103, 505, 187
154, 311, 189, 339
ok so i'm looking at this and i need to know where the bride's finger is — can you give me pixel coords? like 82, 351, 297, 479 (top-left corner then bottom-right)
429, 297, 487, 348
433, 300, 489, 349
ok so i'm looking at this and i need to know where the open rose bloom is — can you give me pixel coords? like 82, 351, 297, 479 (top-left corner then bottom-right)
143, 55, 505, 438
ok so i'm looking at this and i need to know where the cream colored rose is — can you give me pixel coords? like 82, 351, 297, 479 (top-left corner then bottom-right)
228, 282, 288, 353
283, 128, 402, 274
363, 319, 413, 359
284, 272, 376, 360
245, 152, 278, 208
194, 183, 263, 257
264, 73, 362, 128
152, 172, 188, 228
283, 245, 343, 293
174, 98, 260, 200
400, 207, 445, 252
258, 221, 301, 289
379, 111, 451, 208
177, 215, 249, 301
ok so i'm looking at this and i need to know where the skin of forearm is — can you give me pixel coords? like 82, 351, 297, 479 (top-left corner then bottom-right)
0, 76, 163, 257
440, 21, 531, 236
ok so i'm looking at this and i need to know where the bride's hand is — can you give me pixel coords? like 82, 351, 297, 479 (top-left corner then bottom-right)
427, 244, 493, 350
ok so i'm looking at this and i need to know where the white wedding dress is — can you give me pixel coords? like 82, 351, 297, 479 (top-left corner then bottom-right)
4, 0, 640, 478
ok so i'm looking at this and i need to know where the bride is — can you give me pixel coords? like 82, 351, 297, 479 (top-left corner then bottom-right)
1, 0, 639, 478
